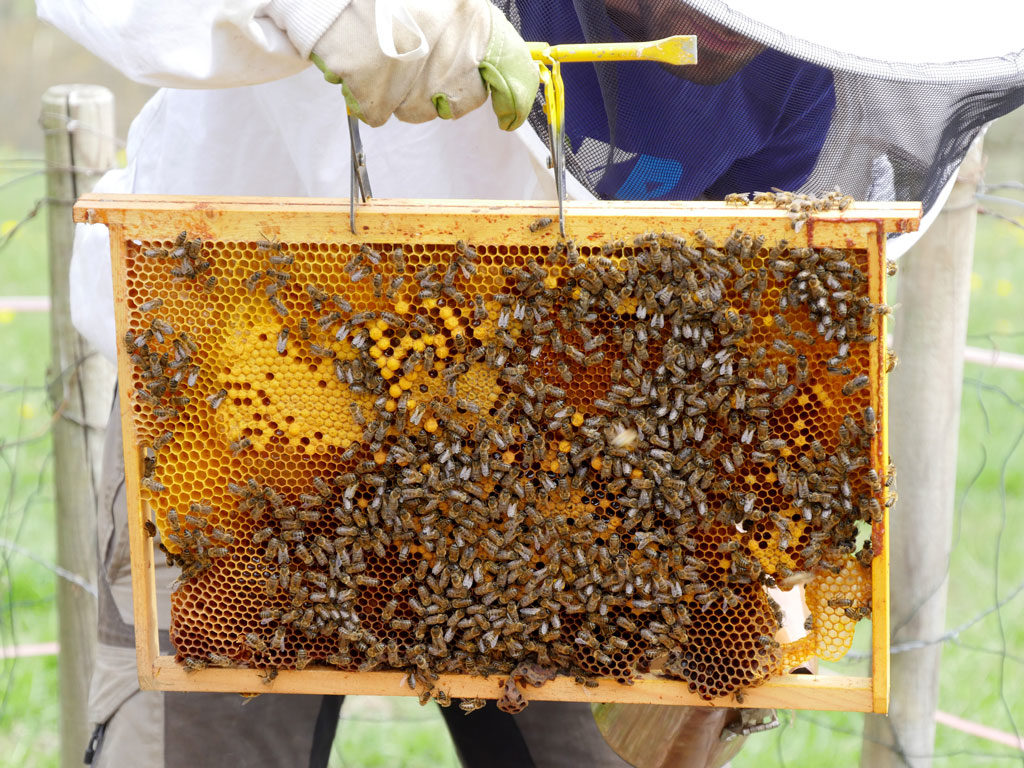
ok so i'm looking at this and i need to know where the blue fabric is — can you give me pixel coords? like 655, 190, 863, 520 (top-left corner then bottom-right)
517, 5, 836, 201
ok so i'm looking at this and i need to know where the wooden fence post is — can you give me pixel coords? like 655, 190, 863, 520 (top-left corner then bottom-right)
41, 84, 119, 768
860, 136, 985, 767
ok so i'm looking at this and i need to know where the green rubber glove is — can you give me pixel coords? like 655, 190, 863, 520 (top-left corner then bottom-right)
306, 0, 539, 131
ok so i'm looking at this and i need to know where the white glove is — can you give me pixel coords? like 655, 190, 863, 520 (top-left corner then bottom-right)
274, 0, 539, 130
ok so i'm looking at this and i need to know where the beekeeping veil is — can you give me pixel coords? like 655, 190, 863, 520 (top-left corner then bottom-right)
498, 0, 1024, 253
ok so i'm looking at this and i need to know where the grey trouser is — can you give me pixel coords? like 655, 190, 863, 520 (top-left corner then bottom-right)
89, 388, 631, 768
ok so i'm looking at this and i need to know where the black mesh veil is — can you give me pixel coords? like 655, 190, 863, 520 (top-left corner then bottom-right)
497, 0, 1024, 217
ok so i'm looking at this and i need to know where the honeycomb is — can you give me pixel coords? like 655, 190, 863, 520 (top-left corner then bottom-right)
121, 222, 890, 703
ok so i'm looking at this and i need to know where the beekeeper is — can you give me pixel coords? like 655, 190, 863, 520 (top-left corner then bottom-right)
35, 0, 1024, 766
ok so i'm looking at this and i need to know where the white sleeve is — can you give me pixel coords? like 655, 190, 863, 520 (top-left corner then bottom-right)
36, 0, 349, 89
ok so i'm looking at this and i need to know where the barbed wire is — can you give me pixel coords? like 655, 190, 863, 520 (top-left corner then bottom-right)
869, 374, 1024, 656
0, 199, 43, 256
39, 111, 127, 149
979, 206, 1024, 231
0, 538, 95, 597
991, 424, 1023, 762
0, 385, 36, 724
790, 711, 1024, 762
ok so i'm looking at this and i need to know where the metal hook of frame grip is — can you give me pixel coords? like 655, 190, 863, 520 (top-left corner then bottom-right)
347, 113, 372, 235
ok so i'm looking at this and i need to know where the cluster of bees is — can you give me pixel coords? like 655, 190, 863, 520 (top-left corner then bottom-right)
127, 216, 892, 707
725, 188, 855, 231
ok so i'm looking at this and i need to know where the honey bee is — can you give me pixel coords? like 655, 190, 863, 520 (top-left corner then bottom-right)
885, 349, 899, 373
529, 217, 554, 232
268, 296, 288, 317
229, 437, 252, 454
459, 697, 486, 714
842, 374, 869, 396
245, 632, 268, 654
206, 388, 228, 410
204, 652, 233, 668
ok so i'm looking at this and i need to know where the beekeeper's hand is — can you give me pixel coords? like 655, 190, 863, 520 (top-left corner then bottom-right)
276, 0, 539, 130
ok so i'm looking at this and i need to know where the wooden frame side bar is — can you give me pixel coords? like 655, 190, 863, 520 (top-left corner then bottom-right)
869, 225, 892, 715
110, 224, 161, 686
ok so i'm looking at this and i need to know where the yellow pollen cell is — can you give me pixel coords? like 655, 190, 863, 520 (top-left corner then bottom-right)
444, 316, 460, 330
389, 384, 402, 398
369, 346, 383, 359
384, 400, 397, 412
373, 450, 387, 464
412, 339, 425, 352
631, 469, 643, 480
386, 357, 401, 371
435, 346, 449, 359
590, 457, 603, 471
571, 413, 584, 427
394, 300, 410, 314
439, 306, 454, 320
424, 418, 438, 433
423, 298, 437, 310
558, 441, 571, 453
376, 319, 388, 331
399, 378, 412, 391
369, 327, 383, 341
380, 368, 394, 379
544, 276, 558, 290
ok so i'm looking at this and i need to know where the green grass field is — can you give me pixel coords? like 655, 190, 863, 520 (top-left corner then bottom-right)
0, 152, 1021, 767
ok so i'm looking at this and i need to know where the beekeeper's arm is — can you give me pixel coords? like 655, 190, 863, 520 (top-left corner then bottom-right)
36, 0, 538, 130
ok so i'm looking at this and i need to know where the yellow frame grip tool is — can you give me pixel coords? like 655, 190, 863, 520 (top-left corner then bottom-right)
528, 36, 697, 236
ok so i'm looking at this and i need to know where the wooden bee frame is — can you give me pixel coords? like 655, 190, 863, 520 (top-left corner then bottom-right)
74, 195, 919, 713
